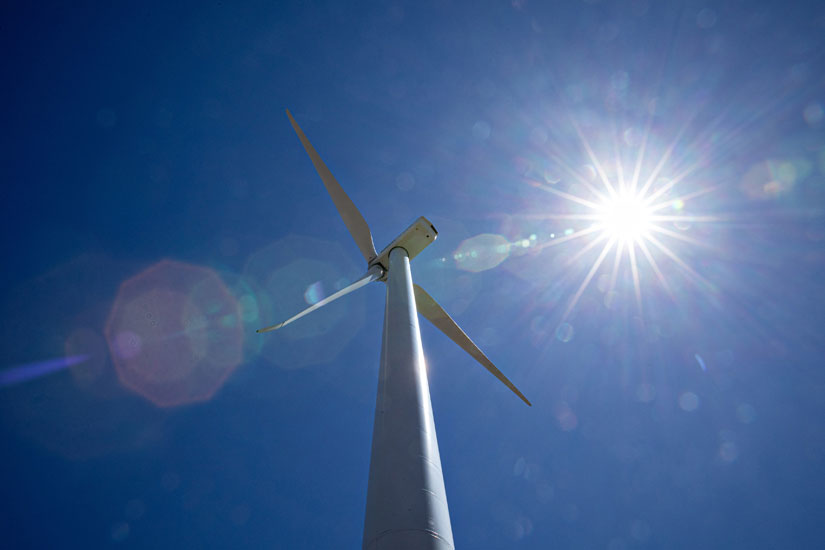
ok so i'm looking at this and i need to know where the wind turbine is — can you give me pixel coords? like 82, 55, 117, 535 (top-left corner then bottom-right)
258, 110, 531, 550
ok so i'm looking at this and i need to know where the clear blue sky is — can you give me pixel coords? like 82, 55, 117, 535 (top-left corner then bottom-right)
2, 1, 825, 548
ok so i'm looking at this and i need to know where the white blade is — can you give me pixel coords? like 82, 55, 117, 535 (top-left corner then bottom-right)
286, 109, 378, 263
257, 266, 383, 333
413, 284, 531, 406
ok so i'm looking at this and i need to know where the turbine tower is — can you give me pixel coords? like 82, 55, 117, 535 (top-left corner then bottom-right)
258, 110, 531, 550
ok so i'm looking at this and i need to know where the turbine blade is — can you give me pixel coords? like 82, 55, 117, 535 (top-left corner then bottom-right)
286, 109, 378, 263
257, 265, 383, 333
413, 284, 531, 406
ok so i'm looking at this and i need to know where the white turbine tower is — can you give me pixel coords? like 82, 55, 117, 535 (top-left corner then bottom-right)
259, 110, 531, 550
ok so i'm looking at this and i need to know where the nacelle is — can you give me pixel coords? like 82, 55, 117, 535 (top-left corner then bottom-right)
370, 216, 437, 277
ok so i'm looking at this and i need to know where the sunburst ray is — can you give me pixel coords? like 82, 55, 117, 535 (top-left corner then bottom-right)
562, 238, 616, 321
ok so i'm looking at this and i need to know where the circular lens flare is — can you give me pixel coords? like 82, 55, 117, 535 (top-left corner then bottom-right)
598, 193, 653, 242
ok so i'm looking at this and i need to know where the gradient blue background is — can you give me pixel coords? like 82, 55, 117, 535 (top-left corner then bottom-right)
2, 1, 825, 548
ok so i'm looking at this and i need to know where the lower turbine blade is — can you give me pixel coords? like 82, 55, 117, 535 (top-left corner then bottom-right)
413, 284, 532, 406
257, 265, 383, 333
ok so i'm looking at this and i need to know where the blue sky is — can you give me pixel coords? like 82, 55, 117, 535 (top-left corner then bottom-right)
2, 1, 825, 548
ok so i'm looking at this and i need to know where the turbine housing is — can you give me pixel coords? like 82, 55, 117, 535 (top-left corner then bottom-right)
370, 216, 437, 278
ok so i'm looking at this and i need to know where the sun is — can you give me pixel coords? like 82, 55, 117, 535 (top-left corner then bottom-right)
519, 122, 721, 324
596, 192, 654, 243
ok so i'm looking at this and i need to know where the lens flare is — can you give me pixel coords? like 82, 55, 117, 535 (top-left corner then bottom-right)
105, 260, 244, 407
0, 355, 89, 387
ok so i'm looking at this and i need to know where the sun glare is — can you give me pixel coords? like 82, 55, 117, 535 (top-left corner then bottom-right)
597, 193, 653, 243
518, 120, 722, 325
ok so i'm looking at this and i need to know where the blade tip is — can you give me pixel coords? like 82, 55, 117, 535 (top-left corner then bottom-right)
516, 391, 532, 406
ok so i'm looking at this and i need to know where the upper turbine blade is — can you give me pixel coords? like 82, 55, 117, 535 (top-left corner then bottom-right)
257, 265, 383, 333
286, 109, 377, 263
413, 284, 532, 406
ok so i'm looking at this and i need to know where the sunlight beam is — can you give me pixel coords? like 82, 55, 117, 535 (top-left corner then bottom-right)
531, 181, 603, 210
628, 241, 643, 314
637, 237, 673, 298
536, 225, 602, 251
562, 238, 616, 321
648, 224, 715, 249
570, 119, 619, 198
565, 232, 611, 267
645, 234, 715, 292
647, 185, 719, 212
